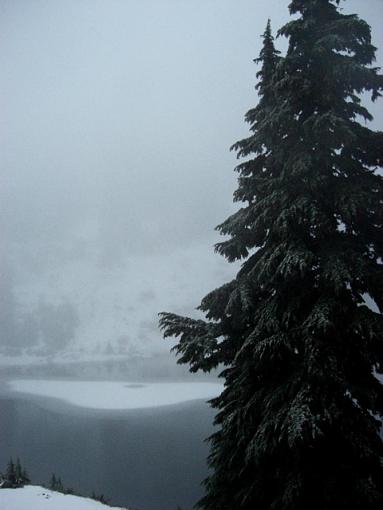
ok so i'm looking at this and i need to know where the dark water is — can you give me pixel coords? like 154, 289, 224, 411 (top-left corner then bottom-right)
0, 388, 215, 510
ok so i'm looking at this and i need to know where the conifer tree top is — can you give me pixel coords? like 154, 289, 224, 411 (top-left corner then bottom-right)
160, 2, 383, 508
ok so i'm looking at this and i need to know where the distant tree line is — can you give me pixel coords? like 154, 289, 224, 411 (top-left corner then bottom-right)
49, 472, 111, 505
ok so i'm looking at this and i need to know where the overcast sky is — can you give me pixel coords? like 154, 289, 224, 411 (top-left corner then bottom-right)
0, 0, 382, 358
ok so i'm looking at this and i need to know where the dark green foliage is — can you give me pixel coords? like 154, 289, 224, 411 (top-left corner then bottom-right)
49, 474, 112, 505
0, 458, 30, 488
5, 458, 16, 486
160, 2, 383, 509
91, 492, 110, 505
49, 473, 57, 490
47, 474, 77, 495
15, 458, 30, 485
49, 473, 64, 492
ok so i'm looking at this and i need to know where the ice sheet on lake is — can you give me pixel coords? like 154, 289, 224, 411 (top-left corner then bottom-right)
9, 379, 223, 410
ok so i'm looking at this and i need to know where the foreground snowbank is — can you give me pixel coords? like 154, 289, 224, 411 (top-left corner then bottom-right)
0, 486, 127, 510
9, 379, 223, 410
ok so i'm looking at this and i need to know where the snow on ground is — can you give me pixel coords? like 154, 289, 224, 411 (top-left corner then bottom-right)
0, 486, 127, 510
9, 379, 223, 410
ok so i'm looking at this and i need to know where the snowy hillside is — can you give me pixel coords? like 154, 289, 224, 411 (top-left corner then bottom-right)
0, 486, 128, 510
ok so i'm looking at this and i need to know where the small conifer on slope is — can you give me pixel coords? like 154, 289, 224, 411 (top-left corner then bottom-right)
160, 1, 383, 509
1, 458, 30, 488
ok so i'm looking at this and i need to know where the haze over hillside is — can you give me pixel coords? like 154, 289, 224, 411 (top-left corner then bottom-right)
0, 0, 381, 365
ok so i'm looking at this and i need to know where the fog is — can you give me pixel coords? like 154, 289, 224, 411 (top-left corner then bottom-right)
0, 0, 382, 366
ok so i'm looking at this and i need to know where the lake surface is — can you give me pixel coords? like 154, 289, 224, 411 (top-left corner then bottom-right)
0, 382, 216, 510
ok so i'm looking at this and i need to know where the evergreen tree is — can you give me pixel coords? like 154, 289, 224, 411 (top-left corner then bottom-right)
49, 473, 64, 492
91, 492, 110, 504
5, 458, 16, 486
160, 2, 383, 509
49, 473, 57, 490
14, 458, 30, 486
22, 468, 30, 485
14, 458, 23, 485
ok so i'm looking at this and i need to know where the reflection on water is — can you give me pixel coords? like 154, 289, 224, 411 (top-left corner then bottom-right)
0, 390, 215, 510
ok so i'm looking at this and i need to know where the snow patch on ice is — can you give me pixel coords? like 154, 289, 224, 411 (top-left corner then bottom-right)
8, 379, 223, 410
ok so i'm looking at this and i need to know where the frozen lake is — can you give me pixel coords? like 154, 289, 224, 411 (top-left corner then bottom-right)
8, 379, 223, 410
0, 379, 220, 510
